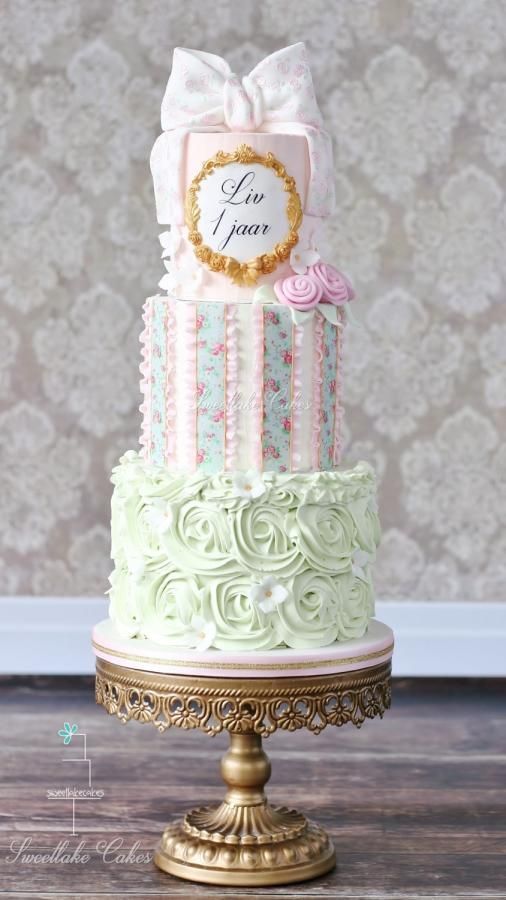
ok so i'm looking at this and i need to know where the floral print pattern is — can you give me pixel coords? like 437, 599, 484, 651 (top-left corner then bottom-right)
319, 317, 339, 470
149, 299, 167, 466
262, 306, 293, 473
196, 303, 226, 473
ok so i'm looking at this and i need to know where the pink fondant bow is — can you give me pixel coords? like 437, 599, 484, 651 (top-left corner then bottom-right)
150, 43, 335, 225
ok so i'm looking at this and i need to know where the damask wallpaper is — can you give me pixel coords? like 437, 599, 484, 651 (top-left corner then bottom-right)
0, 0, 504, 602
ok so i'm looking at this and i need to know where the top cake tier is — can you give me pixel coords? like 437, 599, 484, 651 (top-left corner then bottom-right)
150, 43, 336, 303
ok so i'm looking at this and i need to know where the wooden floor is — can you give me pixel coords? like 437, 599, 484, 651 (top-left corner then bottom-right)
0, 677, 504, 899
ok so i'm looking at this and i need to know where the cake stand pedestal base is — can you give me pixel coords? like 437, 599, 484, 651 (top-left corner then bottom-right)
154, 731, 335, 886
93, 618, 393, 887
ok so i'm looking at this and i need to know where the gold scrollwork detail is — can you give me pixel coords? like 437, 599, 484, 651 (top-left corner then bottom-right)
184, 143, 303, 286
95, 659, 392, 736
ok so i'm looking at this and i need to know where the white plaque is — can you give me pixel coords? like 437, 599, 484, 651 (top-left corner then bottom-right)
185, 144, 302, 286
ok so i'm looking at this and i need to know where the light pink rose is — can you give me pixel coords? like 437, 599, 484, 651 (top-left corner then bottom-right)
308, 263, 354, 305
274, 274, 322, 311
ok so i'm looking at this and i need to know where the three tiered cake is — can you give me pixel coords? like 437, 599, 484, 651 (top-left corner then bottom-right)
105, 43, 381, 658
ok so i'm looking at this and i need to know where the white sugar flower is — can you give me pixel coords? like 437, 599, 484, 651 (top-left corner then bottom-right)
232, 470, 267, 501
351, 548, 373, 581
253, 284, 276, 304
159, 227, 183, 259
128, 556, 145, 582
187, 615, 217, 651
249, 576, 289, 614
159, 258, 204, 296
290, 246, 320, 275
145, 499, 174, 534
159, 230, 172, 258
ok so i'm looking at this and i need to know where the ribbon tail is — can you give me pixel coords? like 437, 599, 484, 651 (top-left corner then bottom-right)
318, 304, 344, 327
291, 308, 315, 326
150, 130, 188, 225
343, 303, 363, 329
253, 285, 277, 304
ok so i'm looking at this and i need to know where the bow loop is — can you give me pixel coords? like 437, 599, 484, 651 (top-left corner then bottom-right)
151, 43, 335, 224
223, 74, 264, 131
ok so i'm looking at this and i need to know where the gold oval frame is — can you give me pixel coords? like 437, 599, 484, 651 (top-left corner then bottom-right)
185, 143, 303, 287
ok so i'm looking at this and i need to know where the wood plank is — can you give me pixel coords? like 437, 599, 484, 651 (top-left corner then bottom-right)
0, 676, 504, 898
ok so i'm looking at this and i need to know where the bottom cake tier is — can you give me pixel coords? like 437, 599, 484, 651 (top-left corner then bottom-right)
108, 451, 381, 652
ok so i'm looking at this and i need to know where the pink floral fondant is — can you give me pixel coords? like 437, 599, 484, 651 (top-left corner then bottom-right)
274, 264, 354, 312
274, 274, 322, 311
309, 263, 354, 306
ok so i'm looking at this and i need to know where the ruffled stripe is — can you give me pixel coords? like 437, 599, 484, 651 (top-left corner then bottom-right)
333, 308, 345, 466
311, 310, 325, 470
225, 304, 239, 471
252, 302, 264, 472
164, 296, 177, 467
182, 301, 198, 472
138, 297, 154, 460
291, 322, 304, 471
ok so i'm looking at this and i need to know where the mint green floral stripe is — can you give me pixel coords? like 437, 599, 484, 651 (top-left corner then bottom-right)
151, 300, 167, 466
320, 318, 338, 471
196, 302, 226, 473
262, 306, 293, 473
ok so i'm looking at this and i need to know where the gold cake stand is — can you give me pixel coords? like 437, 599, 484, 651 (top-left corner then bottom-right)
94, 631, 392, 887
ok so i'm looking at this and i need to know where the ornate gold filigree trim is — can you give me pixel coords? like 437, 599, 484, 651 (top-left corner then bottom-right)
95, 658, 391, 736
185, 143, 303, 286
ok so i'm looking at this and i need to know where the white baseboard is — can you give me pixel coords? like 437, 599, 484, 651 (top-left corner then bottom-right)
0, 597, 505, 677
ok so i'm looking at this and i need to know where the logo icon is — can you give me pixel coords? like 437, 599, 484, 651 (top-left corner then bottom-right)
47, 721, 104, 835
58, 722, 78, 746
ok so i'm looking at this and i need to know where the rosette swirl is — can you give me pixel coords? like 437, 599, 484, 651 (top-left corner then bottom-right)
111, 491, 166, 573
161, 498, 233, 575
334, 572, 373, 640
137, 570, 203, 646
309, 262, 354, 305
274, 273, 322, 311
348, 497, 381, 556
276, 570, 339, 648
288, 503, 356, 573
109, 452, 380, 651
202, 575, 283, 650
230, 502, 303, 577
108, 566, 143, 638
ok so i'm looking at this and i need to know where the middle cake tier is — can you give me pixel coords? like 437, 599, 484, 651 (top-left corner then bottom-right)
140, 296, 344, 474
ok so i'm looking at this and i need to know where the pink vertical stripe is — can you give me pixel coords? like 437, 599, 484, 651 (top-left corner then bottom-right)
139, 297, 154, 461
164, 297, 177, 468
332, 313, 345, 466
181, 301, 198, 472
224, 304, 239, 471
311, 311, 325, 470
252, 303, 265, 472
290, 323, 304, 471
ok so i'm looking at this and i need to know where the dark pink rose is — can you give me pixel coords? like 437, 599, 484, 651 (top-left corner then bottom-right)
309, 263, 354, 305
274, 274, 322, 311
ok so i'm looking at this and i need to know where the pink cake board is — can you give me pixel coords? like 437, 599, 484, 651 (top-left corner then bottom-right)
92, 618, 394, 679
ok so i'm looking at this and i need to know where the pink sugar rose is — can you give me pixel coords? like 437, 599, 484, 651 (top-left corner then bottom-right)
308, 263, 354, 305
274, 274, 322, 311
